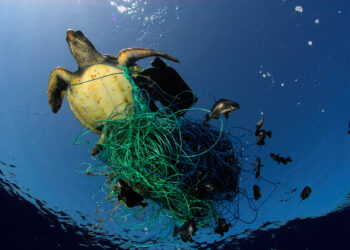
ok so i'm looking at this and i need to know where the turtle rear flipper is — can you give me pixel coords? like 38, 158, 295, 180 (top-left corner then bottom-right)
47, 67, 71, 113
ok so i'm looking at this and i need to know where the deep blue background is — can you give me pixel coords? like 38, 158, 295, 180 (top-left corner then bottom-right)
0, 0, 349, 249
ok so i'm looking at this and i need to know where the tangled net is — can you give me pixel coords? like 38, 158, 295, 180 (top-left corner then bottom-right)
73, 63, 270, 246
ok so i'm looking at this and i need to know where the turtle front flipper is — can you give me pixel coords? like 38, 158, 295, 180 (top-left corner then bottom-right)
117, 48, 180, 67
47, 67, 72, 113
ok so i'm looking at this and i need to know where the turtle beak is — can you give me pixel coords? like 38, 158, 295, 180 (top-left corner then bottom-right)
66, 29, 76, 41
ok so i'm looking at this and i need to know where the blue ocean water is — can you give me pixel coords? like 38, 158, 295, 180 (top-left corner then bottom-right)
0, 0, 349, 249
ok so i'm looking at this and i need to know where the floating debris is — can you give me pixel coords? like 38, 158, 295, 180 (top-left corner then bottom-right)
301, 186, 312, 200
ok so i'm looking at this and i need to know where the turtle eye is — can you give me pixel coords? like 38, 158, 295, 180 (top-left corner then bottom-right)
76, 30, 84, 37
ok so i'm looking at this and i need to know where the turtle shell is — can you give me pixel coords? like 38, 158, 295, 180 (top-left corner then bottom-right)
67, 64, 134, 131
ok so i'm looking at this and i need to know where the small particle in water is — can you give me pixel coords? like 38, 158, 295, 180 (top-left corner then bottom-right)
262, 74, 267, 78
297, 102, 301, 106
110, 1, 116, 6
112, 17, 116, 21
321, 108, 325, 113
315, 19, 320, 24
308, 41, 313, 46
295, 6, 303, 13
338, 10, 342, 14
260, 111, 264, 115
294, 78, 298, 83
281, 83, 285, 87
267, 72, 271, 77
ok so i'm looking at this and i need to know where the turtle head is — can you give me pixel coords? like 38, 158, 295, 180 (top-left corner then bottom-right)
66, 29, 101, 68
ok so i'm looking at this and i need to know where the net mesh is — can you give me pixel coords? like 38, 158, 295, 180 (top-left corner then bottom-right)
73, 63, 249, 246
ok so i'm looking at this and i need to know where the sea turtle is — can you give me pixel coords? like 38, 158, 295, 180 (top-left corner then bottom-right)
47, 29, 179, 155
